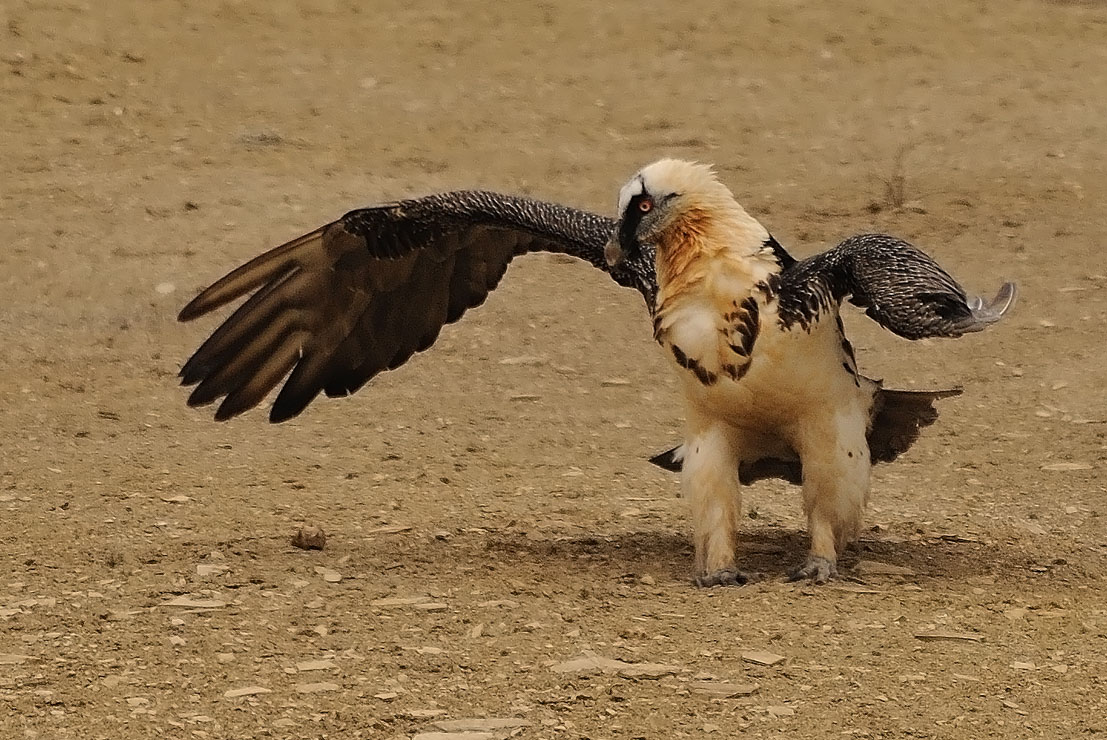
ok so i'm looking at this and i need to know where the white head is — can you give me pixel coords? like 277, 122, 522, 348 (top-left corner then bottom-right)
605, 159, 766, 267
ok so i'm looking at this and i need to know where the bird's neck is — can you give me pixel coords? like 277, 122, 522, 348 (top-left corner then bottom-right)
654, 204, 776, 300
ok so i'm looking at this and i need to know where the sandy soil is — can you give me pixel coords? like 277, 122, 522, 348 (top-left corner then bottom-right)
2, 0, 1107, 738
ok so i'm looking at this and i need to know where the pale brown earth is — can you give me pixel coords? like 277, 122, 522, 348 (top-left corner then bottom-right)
2, 1, 1107, 738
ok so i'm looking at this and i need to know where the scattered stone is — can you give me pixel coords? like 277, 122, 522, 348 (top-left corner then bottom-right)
742, 651, 785, 667
414, 602, 448, 612
374, 691, 399, 701
405, 709, 449, 719
601, 378, 631, 386
431, 718, 533, 732
832, 584, 882, 594
160, 495, 191, 503
371, 596, 430, 608
223, 686, 271, 699
550, 652, 683, 678
295, 682, 340, 694
314, 566, 342, 583
691, 681, 758, 697
914, 632, 984, 643
155, 282, 176, 295
499, 355, 545, 366
767, 705, 795, 717
1041, 462, 1093, 471
292, 526, 326, 550
162, 596, 227, 609
296, 659, 335, 672
368, 524, 413, 535
413, 733, 494, 740
168, 636, 186, 646
854, 560, 915, 576
1021, 522, 1049, 536
1011, 661, 1036, 670
0, 654, 31, 664
196, 564, 227, 577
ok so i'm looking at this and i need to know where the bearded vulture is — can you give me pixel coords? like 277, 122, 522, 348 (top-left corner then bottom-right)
604, 159, 1014, 586
179, 163, 1014, 585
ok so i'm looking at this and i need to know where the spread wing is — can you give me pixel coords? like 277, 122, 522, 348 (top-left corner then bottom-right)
178, 190, 654, 422
775, 233, 1016, 339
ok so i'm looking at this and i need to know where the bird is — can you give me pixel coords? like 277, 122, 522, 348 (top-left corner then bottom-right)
178, 161, 1015, 585
604, 159, 1015, 586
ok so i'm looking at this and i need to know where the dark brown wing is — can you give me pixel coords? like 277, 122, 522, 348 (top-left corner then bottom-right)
178, 191, 653, 422
775, 234, 1016, 339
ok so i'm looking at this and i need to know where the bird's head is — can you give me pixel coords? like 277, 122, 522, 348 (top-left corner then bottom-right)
605, 159, 742, 268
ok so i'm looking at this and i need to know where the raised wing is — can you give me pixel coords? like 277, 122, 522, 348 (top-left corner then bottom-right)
775, 233, 1016, 339
178, 191, 652, 422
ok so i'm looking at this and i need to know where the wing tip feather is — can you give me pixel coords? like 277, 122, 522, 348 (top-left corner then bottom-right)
177, 227, 328, 323
963, 281, 1017, 331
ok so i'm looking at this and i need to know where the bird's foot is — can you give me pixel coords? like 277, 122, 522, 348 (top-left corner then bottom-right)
694, 568, 749, 588
788, 556, 838, 585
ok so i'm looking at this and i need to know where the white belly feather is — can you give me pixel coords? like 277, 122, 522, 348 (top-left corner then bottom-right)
665, 298, 876, 461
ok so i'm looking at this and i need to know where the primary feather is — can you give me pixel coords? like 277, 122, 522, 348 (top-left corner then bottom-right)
178, 191, 654, 422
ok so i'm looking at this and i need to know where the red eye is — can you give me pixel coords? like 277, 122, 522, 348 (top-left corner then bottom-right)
638, 198, 653, 213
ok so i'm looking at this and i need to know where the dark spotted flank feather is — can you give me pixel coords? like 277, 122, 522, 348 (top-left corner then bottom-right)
178, 191, 654, 422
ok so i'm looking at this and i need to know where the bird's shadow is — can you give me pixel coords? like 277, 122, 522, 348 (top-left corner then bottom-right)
483, 526, 1022, 584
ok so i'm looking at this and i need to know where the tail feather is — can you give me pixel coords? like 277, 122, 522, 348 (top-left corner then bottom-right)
647, 386, 960, 479
647, 446, 684, 472
868, 386, 961, 463
649, 446, 803, 486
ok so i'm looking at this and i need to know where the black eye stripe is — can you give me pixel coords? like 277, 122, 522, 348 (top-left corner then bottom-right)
618, 192, 651, 254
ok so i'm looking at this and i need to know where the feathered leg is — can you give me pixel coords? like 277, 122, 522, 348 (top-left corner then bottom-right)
682, 419, 747, 587
790, 407, 872, 584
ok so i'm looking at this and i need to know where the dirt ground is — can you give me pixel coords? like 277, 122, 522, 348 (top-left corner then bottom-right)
3, 0, 1107, 737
